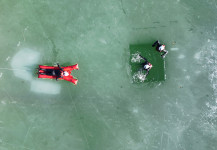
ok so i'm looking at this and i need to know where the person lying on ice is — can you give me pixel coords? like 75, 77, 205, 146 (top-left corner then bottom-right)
152, 40, 168, 58
38, 64, 79, 85
39, 65, 61, 79
139, 55, 152, 76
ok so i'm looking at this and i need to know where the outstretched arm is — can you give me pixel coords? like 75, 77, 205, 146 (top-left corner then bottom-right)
139, 54, 148, 62
161, 50, 168, 58
57, 63, 63, 71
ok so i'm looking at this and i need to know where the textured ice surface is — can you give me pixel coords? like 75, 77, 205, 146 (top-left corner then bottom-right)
0, 0, 217, 150
198, 41, 217, 139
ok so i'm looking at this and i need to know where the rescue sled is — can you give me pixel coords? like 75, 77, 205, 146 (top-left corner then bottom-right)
38, 64, 79, 85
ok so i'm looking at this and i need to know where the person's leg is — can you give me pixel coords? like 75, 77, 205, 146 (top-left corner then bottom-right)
139, 54, 148, 62
142, 60, 148, 65
145, 70, 149, 76
44, 69, 53, 76
161, 50, 168, 58
141, 63, 145, 69
152, 40, 159, 47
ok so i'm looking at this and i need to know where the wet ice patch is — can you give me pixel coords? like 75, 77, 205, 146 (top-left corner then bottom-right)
11, 49, 40, 81
131, 52, 142, 63
30, 80, 61, 95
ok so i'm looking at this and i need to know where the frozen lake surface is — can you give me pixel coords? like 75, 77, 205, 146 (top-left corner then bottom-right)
0, 0, 217, 149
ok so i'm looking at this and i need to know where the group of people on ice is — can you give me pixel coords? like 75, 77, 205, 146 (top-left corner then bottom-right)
140, 40, 168, 77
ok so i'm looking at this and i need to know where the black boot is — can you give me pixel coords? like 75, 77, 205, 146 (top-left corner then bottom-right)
152, 40, 159, 47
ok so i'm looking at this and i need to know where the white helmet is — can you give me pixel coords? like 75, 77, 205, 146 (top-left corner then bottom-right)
159, 45, 165, 51
63, 71, 69, 76
144, 63, 152, 69
144, 64, 150, 69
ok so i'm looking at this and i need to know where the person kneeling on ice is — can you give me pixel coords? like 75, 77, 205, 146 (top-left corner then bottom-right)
152, 40, 168, 58
139, 55, 152, 76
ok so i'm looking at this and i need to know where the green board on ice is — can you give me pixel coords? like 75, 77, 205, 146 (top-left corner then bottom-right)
129, 43, 166, 83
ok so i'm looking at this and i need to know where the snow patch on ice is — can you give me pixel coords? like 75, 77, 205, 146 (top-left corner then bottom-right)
31, 80, 61, 95
11, 49, 40, 81
0, 73, 2, 78
185, 75, 190, 80
99, 39, 107, 44
11, 49, 61, 95
178, 54, 185, 59
133, 108, 138, 113
170, 48, 179, 51
17, 41, 21, 47
195, 70, 201, 74
6, 56, 10, 61
1, 101, 6, 105
194, 51, 201, 59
